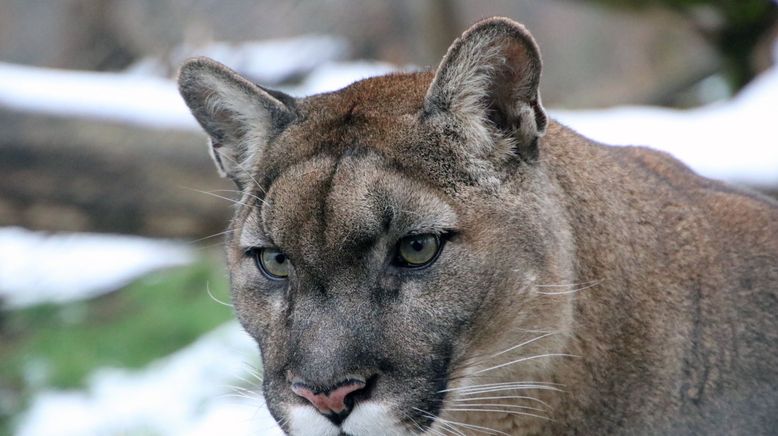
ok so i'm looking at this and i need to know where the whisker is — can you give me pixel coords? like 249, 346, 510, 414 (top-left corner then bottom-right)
438, 421, 467, 436
195, 240, 233, 250
399, 410, 434, 436
241, 362, 264, 383
206, 281, 233, 307
441, 380, 562, 394
406, 409, 448, 436
534, 280, 599, 288
230, 372, 263, 391
488, 332, 558, 359
451, 332, 558, 376
181, 186, 254, 209
457, 385, 565, 396
471, 353, 579, 376
226, 384, 260, 397
437, 418, 507, 435
535, 281, 601, 295
216, 393, 256, 401
210, 189, 271, 208
412, 408, 461, 436
187, 228, 234, 244
214, 150, 268, 195
444, 402, 546, 413
412, 407, 508, 436
451, 395, 550, 408
446, 407, 551, 421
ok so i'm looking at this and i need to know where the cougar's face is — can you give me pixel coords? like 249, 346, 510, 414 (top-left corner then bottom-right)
222, 82, 570, 433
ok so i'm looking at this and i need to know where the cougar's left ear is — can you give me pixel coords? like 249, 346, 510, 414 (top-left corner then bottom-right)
424, 17, 547, 160
178, 57, 296, 189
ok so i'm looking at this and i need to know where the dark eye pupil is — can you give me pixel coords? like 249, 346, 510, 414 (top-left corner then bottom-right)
410, 239, 425, 252
274, 253, 286, 264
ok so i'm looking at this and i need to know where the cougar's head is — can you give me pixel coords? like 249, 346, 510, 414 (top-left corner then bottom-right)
179, 17, 575, 436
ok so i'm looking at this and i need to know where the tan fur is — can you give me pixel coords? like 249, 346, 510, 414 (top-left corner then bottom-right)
178, 17, 778, 435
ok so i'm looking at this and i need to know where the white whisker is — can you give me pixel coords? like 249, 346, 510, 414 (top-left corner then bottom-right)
444, 402, 546, 412
211, 188, 271, 207
230, 373, 263, 391
240, 361, 264, 383
214, 150, 268, 196
438, 421, 467, 436
535, 280, 601, 295
471, 353, 578, 375
452, 395, 550, 408
206, 281, 233, 307
411, 408, 459, 436
441, 380, 562, 394
188, 228, 234, 244
400, 410, 436, 436
446, 407, 551, 421
412, 407, 509, 436
457, 385, 565, 396
181, 186, 254, 209
216, 393, 256, 401
488, 332, 558, 359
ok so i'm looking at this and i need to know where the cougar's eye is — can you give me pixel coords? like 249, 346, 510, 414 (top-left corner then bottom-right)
248, 247, 289, 279
395, 233, 442, 268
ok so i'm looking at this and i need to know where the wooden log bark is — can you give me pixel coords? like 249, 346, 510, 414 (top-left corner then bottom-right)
0, 108, 233, 239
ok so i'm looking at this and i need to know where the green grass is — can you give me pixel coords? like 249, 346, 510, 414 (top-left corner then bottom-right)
0, 255, 234, 433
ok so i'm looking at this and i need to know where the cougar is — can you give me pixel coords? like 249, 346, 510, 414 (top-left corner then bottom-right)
178, 17, 778, 435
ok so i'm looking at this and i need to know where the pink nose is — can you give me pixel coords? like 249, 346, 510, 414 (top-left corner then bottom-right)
291, 379, 366, 414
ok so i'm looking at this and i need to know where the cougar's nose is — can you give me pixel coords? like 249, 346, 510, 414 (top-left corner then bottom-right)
291, 376, 367, 419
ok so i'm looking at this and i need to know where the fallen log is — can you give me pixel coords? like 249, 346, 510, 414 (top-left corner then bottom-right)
0, 108, 233, 239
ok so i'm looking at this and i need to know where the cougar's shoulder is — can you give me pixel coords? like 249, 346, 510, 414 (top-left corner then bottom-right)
539, 119, 778, 434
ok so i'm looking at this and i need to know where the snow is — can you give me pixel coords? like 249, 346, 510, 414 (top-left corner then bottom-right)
281, 60, 403, 97
16, 322, 283, 436
0, 227, 194, 309
0, 61, 196, 130
171, 35, 350, 85
0, 59, 397, 131
552, 65, 778, 186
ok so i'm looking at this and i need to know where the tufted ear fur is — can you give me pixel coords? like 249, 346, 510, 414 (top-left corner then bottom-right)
178, 57, 296, 188
424, 17, 547, 161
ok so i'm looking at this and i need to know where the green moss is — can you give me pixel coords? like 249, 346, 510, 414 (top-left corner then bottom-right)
0, 255, 233, 433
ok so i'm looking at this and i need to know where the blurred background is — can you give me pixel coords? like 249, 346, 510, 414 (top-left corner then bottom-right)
1, 1, 776, 435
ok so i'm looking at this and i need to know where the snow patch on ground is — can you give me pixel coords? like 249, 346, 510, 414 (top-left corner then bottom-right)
16, 322, 282, 436
0, 227, 194, 309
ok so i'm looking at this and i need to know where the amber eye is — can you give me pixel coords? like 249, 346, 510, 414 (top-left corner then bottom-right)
396, 234, 442, 268
250, 247, 290, 279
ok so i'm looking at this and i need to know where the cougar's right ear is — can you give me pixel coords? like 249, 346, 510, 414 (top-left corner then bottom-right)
178, 57, 296, 188
424, 18, 546, 162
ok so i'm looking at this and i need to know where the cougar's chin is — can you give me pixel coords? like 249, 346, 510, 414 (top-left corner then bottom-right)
287, 406, 340, 436
340, 402, 412, 435
287, 401, 420, 436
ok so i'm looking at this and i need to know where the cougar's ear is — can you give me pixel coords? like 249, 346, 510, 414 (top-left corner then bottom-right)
178, 57, 296, 188
424, 17, 547, 160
